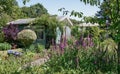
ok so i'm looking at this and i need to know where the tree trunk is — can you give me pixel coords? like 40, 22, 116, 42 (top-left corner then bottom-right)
117, 42, 120, 73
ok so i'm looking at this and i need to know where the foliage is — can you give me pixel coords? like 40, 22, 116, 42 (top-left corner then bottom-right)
41, 38, 117, 74
28, 44, 45, 53
70, 19, 82, 25
0, 38, 117, 74
0, 49, 48, 74
80, 0, 101, 6
34, 15, 63, 30
101, 38, 117, 53
87, 26, 100, 38
71, 25, 81, 38
83, 16, 99, 23
0, 13, 12, 28
0, 32, 5, 43
0, 53, 35, 74
79, 1, 120, 72
0, 0, 119, 73
35, 44, 45, 53
0, 0, 24, 19
22, 0, 30, 5
0, 0, 27, 30
71, 26, 101, 45
0, 42, 11, 50
17, 29, 37, 47
34, 14, 63, 49
28, 44, 36, 51
2, 24, 19, 43
21, 3, 48, 18
0, 0, 18, 14
58, 8, 83, 18
71, 26, 100, 48
10, 6, 25, 19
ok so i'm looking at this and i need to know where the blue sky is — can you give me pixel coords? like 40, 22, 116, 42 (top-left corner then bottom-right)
17, 0, 100, 20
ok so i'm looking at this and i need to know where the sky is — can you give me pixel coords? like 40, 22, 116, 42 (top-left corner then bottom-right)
17, 0, 100, 20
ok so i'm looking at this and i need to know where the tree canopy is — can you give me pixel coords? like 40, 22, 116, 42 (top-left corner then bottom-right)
0, 0, 48, 28
80, 0, 120, 72
0, 0, 21, 28
21, 3, 48, 18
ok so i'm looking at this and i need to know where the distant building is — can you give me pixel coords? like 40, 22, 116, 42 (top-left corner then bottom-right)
79, 22, 99, 27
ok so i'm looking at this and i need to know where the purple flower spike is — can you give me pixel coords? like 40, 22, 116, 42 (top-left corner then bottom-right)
82, 39, 87, 47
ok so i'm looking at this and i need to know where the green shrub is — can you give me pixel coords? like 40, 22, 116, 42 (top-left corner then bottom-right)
29, 44, 36, 51
0, 32, 4, 42
17, 29, 37, 47
101, 38, 117, 54
88, 26, 100, 38
0, 42, 11, 50
71, 25, 81, 38
42, 41, 117, 74
0, 54, 34, 74
27, 44, 45, 53
36, 44, 44, 53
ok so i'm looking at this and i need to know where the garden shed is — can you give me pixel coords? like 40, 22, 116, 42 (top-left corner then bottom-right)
7, 16, 73, 47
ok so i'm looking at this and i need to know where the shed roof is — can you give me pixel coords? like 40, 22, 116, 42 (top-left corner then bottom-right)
7, 16, 73, 26
7, 18, 36, 25
56, 16, 73, 26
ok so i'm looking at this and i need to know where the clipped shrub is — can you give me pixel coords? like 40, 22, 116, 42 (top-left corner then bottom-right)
0, 42, 11, 50
17, 29, 37, 47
